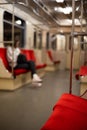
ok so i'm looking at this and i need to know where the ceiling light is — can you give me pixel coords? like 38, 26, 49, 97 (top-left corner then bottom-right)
56, 0, 64, 3
76, 6, 79, 11
54, 7, 72, 14
59, 19, 81, 26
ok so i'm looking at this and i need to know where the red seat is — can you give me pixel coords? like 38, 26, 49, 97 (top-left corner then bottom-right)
41, 93, 87, 130
13, 68, 29, 75
21, 49, 31, 61
75, 66, 87, 80
0, 48, 9, 69
47, 50, 60, 64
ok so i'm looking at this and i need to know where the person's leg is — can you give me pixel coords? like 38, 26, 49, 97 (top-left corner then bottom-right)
15, 61, 42, 82
14, 63, 29, 70
27, 60, 42, 82
27, 60, 36, 76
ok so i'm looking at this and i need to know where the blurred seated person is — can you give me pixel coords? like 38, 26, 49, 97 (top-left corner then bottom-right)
6, 40, 42, 83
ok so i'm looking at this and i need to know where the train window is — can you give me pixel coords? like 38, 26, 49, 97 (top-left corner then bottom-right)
4, 11, 12, 22
37, 32, 42, 49
69, 36, 71, 50
4, 22, 12, 42
3, 11, 25, 48
69, 36, 78, 50
57, 34, 66, 51
39, 32, 42, 49
81, 36, 84, 50
73, 37, 78, 50
81, 36, 87, 50
33, 31, 37, 48
46, 32, 50, 49
51, 35, 57, 50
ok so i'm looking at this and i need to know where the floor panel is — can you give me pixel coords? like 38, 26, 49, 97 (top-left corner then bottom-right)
0, 70, 80, 130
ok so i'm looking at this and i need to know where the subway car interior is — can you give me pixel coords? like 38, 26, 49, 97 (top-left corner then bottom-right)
0, 0, 87, 130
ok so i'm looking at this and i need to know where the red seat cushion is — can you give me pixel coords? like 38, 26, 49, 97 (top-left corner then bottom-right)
41, 93, 87, 130
75, 66, 87, 80
14, 69, 30, 75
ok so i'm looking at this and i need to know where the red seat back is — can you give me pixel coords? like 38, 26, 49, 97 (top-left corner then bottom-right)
21, 49, 31, 61
0, 48, 9, 69
21, 49, 36, 62
47, 50, 53, 61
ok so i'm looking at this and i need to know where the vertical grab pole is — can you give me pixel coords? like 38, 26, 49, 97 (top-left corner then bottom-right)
80, 0, 83, 32
12, 2, 15, 77
80, 0, 83, 66
69, 0, 75, 94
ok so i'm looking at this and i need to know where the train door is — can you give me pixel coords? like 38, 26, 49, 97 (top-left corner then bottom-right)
66, 35, 80, 70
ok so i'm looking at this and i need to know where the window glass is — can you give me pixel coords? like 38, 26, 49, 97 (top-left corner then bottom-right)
3, 11, 25, 48
4, 22, 12, 42
4, 11, 12, 22
37, 31, 42, 49
51, 35, 57, 50
81, 36, 87, 50
46, 32, 50, 49
33, 31, 37, 48
38, 32, 42, 49
73, 37, 78, 50
57, 34, 66, 51
69, 36, 78, 50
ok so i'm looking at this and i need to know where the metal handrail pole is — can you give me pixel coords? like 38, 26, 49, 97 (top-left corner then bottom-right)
69, 0, 75, 94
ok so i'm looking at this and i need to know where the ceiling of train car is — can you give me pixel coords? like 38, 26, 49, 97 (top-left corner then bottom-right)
3, 0, 87, 28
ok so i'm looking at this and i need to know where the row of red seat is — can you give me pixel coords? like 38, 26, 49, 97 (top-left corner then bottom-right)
0, 48, 46, 76
0, 48, 61, 77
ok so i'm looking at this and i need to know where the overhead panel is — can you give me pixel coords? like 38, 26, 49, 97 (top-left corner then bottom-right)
4, 0, 87, 27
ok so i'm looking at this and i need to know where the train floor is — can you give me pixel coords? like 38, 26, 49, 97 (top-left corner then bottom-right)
0, 70, 80, 130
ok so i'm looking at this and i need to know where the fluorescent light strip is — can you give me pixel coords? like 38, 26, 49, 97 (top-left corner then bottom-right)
56, 0, 64, 3
54, 7, 72, 14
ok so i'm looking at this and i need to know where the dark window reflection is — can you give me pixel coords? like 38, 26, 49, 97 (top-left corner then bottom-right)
38, 32, 42, 49
33, 31, 37, 48
46, 32, 50, 49
3, 11, 25, 48
51, 35, 57, 50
